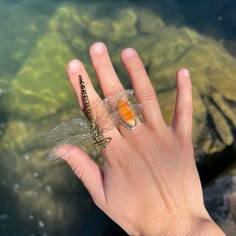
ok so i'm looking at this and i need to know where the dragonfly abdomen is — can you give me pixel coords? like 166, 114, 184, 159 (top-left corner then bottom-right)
79, 75, 111, 149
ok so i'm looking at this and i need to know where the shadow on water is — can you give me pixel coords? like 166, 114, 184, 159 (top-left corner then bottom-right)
197, 144, 236, 187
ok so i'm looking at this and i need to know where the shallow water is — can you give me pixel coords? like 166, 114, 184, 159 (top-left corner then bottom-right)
0, 0, 235, 235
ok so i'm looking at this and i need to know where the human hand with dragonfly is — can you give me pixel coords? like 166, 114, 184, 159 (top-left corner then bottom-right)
59, 42, 225, 236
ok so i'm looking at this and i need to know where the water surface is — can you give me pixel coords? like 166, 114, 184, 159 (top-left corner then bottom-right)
0, 0, 235, 235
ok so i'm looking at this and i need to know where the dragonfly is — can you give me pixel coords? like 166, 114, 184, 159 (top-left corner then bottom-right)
45, 75, 142, 161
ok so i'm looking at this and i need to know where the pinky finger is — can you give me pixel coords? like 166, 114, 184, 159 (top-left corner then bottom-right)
172, 68, 193, 142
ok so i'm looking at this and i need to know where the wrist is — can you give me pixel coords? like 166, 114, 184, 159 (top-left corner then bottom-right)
138, 212, 225, 236
165, 217, 225, 236
189, 218, 225, 236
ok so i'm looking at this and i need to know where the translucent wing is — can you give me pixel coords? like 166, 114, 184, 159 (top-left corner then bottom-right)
45, 90, 142, 161
45, 118, 93, 161
45, 118, 92, 143
78, 89, 142, 130
103, 89, 143, 127
104, 89, 135, 112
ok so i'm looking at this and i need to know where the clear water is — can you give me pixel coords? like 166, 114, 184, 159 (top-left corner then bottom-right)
0, 0, 235, 235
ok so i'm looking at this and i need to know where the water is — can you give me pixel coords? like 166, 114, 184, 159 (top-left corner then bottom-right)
0, 0, 235, 235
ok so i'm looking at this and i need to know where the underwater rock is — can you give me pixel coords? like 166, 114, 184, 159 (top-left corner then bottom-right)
0, 147, 88, 235
0, 116, 97, 235
204, 175, 236, 236
1, 3, 236, 234
0, 106, 84, 155
88, 8, 137, 43
2, 23, 76, 120
132, 27, 236, 155
0, 120, 43, 154
3, 1, 236, 155
112, 25, 236, 156
48, 3, 93, 55
137, 8, 165, 34
0, 4, 50, 81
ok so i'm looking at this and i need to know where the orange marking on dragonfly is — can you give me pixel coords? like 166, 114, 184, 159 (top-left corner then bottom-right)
117, 99, 137, 129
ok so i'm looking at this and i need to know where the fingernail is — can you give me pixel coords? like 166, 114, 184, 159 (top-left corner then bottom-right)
182, 68, 190, 77
123, 48, 137, 58
92, 42, 105, 55
68, 59, 81, 73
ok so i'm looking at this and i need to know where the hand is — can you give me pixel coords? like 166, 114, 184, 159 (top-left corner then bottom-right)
58, 42, 225, 236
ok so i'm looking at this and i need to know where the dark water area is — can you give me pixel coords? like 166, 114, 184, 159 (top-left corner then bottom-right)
130, 0, 236, 57
0, 0, 236, 235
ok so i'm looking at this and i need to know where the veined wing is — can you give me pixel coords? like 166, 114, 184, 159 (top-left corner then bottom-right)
77, 89, 142, 131
45, 118, 92, 144
103, 89, 135, 111
45, 118, 94, 161
103, 89, 143, 128
45, 90, 142, 161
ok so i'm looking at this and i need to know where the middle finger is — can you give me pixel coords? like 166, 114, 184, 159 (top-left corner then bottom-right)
90, 43, 145, 133
90, 42, 124, 97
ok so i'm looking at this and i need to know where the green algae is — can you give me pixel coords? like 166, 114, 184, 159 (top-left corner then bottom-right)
1, 2, 236, 234
2, 1, 236, 153
3, 25, 76, 120
0, 3, 52, 87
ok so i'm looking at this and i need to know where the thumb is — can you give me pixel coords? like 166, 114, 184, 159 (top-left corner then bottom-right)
57, 145, 105, 208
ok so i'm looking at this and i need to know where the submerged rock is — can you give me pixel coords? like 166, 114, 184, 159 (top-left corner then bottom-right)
204, 175, 236, 236
2, 15, 76, 120
1, 2, 236, 235
89, 8, 137, 43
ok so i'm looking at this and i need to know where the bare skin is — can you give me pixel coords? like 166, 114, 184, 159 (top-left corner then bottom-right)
58, 42, 225, 236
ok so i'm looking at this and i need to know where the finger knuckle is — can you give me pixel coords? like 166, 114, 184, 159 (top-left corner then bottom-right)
140, 87, 156, 103
72, 161, 85, 179
97, 61, 111, 72
182, 104, 193, 117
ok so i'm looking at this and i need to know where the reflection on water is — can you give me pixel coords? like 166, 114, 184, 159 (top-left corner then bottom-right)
0, 0, 235, 235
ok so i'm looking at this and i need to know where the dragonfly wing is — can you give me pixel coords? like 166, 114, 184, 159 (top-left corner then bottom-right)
45, 118, 90, 144
46, 133, 93, 161
46, 140, 69, 161
132, 103, 143, 115
104, 89, 143, 128
45, 118, 93, 161
103, 89, 134, 109
86, 90, 138, 132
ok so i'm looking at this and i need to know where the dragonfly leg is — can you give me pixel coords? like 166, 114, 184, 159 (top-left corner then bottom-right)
93, 137, 112, 150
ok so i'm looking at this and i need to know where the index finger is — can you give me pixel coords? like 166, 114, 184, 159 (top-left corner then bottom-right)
67, 59, 121, 140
